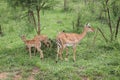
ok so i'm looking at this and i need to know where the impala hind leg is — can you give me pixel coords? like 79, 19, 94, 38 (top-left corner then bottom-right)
36, 47, 44, 59
56, 46, 60, 63
73, 46, 76, 62
47, 40, 51, 48
34, 48, 36, 56
65, 47, 68, 61
46, 41, 51, 48
43, 40, 51, 48
59, 48, 63, 60
28, 47, 32, 59
40, 49, 44, 59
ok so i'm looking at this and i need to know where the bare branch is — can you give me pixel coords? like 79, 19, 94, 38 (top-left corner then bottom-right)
115, 17, 120, 39
28, 10, 37, 33
97, 28, 108, 42
92, 29, 98, 46
41, 1, 46, 8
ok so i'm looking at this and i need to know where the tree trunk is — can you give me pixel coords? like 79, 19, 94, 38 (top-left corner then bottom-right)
106, 7, 113, 41
0, 25, 3, 36
76, 14, 80, 28
115, 17, 120, 39
84, 0, 87, 4
64, 0, 67, 11
105, 0, 113, 41
36, 6, 41, 35
28, 10, 37, 33
72, 21, 75, 30
93, 0, 95, 3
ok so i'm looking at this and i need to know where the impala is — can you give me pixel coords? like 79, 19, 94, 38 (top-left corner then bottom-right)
56, 24, 94, 62
34, 34, 51, 47
21, 35, 43, 59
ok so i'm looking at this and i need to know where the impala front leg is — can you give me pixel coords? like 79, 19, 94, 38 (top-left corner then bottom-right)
56, 46, 63, 62
37, 47, 43, 59
73, 45, 76, 62
59, 47, 63, 60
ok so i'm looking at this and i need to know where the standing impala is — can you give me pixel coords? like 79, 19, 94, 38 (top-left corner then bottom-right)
21, 35, 43, 59
56, 24, 94, 62
34, 34, 51, 47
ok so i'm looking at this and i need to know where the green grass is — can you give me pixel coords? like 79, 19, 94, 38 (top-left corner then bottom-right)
0, 29, 120, 80
0, 0, 120, 80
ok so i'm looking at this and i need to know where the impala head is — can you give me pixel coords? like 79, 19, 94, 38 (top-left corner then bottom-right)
21, 35, 26, 41
84, 23, 94, 32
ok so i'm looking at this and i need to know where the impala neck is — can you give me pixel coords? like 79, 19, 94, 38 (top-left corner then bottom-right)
78, 27, 87, 40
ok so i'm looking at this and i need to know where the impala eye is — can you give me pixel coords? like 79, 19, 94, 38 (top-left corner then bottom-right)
88, 26, 91, 28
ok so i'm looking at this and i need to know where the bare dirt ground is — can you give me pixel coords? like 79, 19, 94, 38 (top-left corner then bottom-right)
0, 72, 8, 79
0, 67, 40, 80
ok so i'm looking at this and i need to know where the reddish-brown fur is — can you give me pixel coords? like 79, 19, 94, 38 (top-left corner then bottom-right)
34, 35, 51, 47
56, 24, 94, 62
21, 35, 43, 59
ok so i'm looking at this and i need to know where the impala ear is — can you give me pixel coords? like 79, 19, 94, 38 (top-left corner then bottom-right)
87, 23, 90, 26
86, 23, 91, 27
85, 23, 89, 27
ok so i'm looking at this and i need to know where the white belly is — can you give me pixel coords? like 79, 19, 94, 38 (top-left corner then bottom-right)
65, 43, 74, 47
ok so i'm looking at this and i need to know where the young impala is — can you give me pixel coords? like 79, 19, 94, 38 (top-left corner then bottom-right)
56, 24, 94, 62
34, 34, 51, 47
21, 35, 43, 59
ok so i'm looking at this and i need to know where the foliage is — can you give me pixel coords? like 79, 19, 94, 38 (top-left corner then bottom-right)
7, 0, 55, 9
7, 0, 57, 34
99, 0, 120, 41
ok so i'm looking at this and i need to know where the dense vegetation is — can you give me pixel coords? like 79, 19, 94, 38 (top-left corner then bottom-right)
0, 0, 120, 80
